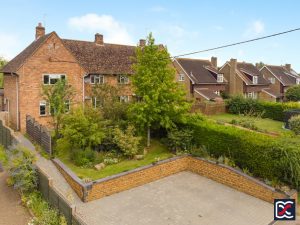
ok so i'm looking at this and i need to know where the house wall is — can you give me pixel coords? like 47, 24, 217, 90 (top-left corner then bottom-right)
16, 33, 85, 131
3, 74, 18, 129
260, 91, 276, 102
173, 61, 193, 99
220, 63, 244, 95
260, 67, 282, 95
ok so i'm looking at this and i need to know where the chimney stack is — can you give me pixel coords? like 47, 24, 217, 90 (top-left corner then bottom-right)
285, 64, 291, 72
35, 22, 45, 40
95, 33, 103, 45
229, 58, 237, 95
139, 39, 146, 47
211, 57, 218, 68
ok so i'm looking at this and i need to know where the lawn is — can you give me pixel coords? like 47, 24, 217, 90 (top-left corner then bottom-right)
208, 113, 289, 135
58, 140, 174, 181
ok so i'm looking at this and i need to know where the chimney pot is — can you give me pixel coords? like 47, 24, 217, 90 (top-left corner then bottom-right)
211, 57, 218, 68
95, 33, 103, 45
35, 22, 45, 40
139, 39, 146, 47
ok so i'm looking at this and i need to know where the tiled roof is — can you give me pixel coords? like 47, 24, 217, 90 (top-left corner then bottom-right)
264, 65, 300, 86
1, 33, 53, 73
175, 58, 224, 84
194, 88, 221, 100
62, 39, 136, 74
236, 62, 269, 85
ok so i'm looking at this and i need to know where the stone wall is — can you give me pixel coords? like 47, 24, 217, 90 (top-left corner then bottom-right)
53, 156, 297, 203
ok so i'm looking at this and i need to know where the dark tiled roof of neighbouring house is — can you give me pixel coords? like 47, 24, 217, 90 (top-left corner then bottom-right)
62, 39, 136, 74
1, 33, 53, 73
194, 88, 221, 100
264, 65, 300, 86
236, 62, 269, 85
175, 58, 224, 84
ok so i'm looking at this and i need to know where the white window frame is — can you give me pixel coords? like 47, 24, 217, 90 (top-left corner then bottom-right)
178, 74, 185, 81
247, 92, 258, 99
269, 77, 275, 84
39, 101, 47, 116
90, 74, 104, 84
214, 90, 220, 95
93, 97, 102, 108
119, 95, 129, 103
118, 75, 129, 84
64, 100, 71, 113
217, 74, 224, 83
253, 76, 258, 84
297, 78, 300, 85
43, 74, 66, 85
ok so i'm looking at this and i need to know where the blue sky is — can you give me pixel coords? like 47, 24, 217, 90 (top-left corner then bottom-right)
1, 0, 300, 70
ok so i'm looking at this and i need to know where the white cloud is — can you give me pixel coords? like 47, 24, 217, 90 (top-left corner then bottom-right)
150, 6, 166, 12
0, 33, 20, 59
68, 13, 133, 44
244, 20, 265, 37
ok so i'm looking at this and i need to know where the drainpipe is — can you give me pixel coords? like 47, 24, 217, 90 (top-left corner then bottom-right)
82, 74, 89, 108
12, 72, 19, 130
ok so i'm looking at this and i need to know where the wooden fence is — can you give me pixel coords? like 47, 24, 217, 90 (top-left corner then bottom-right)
191, 102, 226, 115
0, 120, 13, 148
26, 115, 52, 155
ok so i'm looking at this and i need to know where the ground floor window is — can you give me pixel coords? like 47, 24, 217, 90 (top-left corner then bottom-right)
39, 101, 47, 116
214, 90, 220, 95
245, 92, 258, 99
93, 97, 103, 108
64, 100, 70, 113
119, 95, 129, 103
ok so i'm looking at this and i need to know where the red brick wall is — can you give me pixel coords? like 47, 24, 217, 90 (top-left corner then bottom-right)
3, 75, 18, 129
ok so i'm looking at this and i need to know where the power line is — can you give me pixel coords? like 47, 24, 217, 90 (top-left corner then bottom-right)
171, 27, 300, 59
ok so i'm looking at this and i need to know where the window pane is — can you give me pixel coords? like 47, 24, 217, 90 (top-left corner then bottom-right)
44, 75, 49, 84
61, 75, 66, 80
40, 102, 46, 115
91, 75, 95, 84
50, 78, 58, 84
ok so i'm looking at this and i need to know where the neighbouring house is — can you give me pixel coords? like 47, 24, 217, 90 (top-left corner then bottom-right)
173, 57, 227, 102
259, 64, 300, 102
0, 23, 142, 131
219, 59, 270, 99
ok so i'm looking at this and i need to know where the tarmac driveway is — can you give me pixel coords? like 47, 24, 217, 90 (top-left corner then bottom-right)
76, 171, 274, 225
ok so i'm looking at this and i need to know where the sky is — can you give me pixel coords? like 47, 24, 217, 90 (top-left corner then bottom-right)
0, 0, 300, 70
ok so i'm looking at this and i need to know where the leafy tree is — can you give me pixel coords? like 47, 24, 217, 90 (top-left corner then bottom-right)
255, 61, 265, 69
0, 56, 8, 88
42, 79, 74, 141
129, 33, 190, 147
286, 85, 300, 102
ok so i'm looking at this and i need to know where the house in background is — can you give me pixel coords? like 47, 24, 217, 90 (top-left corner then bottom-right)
260, 64, 300, 102
1, 23, 142, 131
173, 57, 226, 102
219, 59, 270, 100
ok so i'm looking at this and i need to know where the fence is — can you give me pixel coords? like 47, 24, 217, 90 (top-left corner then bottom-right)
37, 168, 87, 225
0, 119, 14, 148
191, 102, 226, 115
26, 115, 52, 155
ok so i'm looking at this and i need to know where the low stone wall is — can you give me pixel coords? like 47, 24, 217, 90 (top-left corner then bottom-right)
53, 156, 297, 203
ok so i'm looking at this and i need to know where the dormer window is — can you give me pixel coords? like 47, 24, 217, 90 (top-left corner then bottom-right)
90, 74, 104, 84
217, 74, 224, 83
297, 78, 300, 85
178, 74, 185, 81
253, 76, 258, 84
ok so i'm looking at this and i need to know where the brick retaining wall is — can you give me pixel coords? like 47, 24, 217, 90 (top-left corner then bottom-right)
53, 156, 297, 203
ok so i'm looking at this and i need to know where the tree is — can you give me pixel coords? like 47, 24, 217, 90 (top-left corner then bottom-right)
286, 85, 300, 102
129, 33, 190, 147
0, 57, 8, 88
42, 79, 74, 141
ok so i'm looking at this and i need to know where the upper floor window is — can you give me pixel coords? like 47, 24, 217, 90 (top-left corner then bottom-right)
90, 74, 104, 84
269, 77, 275, 84
119, 95, 129, 103
253, 76, 258, 84
178, 74, 185, 81
217, 74, 224, 83
43, 74, 65, 85
118, 75, 129, 84
297, 78, 300, 85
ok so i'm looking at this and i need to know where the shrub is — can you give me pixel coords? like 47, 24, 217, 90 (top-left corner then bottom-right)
166, 128, 194, 152
286, 85, 300, 102
226, 95, 263, 115
289, 115, 300, 135
71, 148, 96, 167
180, 115, 300, 189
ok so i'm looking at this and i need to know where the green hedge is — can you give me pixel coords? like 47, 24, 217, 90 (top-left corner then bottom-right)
226, 96, 300, 121
181, 115, 300, 189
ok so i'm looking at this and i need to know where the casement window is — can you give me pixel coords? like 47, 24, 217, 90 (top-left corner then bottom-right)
64, 100, 70, 113
90, 75, 104, 84
214, 90, 220, 95
253, 76, 258, 84
297, 78, 300, 85
217, 74, 224, 83
39, 101, 47, 116
93, 97, 102, 108
118, 75, 129, 84
43, 74, 66, 85
178, 74, 185, 81
119, 95, 129, 103
246, 92, 258, 99
269, 77, 275, 84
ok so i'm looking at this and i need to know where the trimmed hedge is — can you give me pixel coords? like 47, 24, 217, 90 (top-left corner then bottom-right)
181, 115, 300, 189
226, 96, 300, 121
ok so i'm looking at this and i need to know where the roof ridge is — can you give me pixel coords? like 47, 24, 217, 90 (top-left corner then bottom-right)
62, 38, 136, 48
176, 57, 210, 62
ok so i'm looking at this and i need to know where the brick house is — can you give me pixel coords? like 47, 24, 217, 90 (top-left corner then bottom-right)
219, 59, 270, 99
173, 57, 227, 102
1, 23, 140, 131
259, 64, 300, 101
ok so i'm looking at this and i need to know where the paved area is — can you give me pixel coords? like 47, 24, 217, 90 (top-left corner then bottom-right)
0, 172, 31, 225
76, 171, 274, 225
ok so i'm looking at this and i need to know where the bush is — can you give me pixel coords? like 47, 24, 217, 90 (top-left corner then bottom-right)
180, 115, 300, 189
286, 85, 300, 102
227, 96, 300, 121
71, 148, 96, 167
289, 115, 300, 135
166, 128, 194, 152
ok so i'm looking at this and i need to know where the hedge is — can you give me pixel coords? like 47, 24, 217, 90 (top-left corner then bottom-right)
226, 96, 300, 121
181, 115, 300, 189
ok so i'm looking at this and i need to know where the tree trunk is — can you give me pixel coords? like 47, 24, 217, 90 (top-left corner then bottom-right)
147, 126, 151, 147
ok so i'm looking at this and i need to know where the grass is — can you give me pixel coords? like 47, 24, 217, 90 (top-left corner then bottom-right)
58, 140, 174, 181
208, 113, 289, 135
